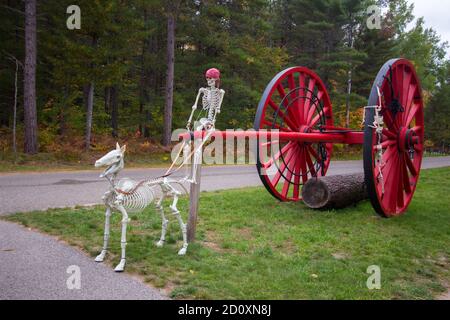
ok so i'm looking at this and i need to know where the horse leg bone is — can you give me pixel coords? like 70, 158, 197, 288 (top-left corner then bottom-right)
155, 196, 168, 248
170, 194, 188, 256
95, 206, 111, 262
183, 141, 192, 179
114, 205, 129, 272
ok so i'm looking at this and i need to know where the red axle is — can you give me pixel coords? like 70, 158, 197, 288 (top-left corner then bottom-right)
179, 129, 364, 145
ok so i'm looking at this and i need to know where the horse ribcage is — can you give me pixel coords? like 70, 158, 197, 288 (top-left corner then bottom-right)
116, 179, 157, 212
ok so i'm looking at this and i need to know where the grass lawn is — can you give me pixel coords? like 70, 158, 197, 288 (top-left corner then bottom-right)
4, 167, 450, 299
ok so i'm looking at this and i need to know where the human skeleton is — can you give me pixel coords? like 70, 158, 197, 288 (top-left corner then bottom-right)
94, 69, 224, 272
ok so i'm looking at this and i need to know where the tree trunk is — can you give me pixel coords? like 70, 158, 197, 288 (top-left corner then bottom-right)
144, 110, 151, 138
111, 85, 119, 138
162, 13, 176, 146
346, 69, 352, 128
12, 58, 19, 156
58, 85, 68, 136
84, 82, 94, 150
345, 22, 354, 129
24, 0, 38, 154
139, 8, 148, 136
302, 173, 367, 210
104, 87, 111, 114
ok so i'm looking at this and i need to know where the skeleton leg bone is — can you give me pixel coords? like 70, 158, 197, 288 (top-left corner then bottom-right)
170, 194, 188, 256
95, 206, 111, 262
155, 195, 168, 248
114, 205, 129, 272
187, 129, 212, 184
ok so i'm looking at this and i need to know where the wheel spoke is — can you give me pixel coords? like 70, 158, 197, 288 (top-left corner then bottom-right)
304, 147, 317, 177
307, 145, 320, 161
287, 74, 302, 126
261, 140, 279, 147
411, 125, 423, 134
262, 142, 294, 169
383, 152, 400, 212
306, 93, 322, 125
383, 108, 398, 132
310, 107, 329, 127
373, 140, 396, 151
299, 147, 308, 184
271, 144, 297, 188
261, 120, 291, 132
293, 146, 303, 200
400, 153, 412, 194
298, 72, 306, 123
277, 83, 299, 128
382, 128, 397, 140
268, 99, 298, 130
396, 153, 405, 209
403, 83, 417, 124
402, 70, 412, 104
281, 145, 298, 198
303, 78, 316, 125
382, 144, 396, 161
405, 153, 418, 176
394, 65, 404, 129
406, 103, 419, 127
396, 63, 404, 102
308, 90, 324, 124
414, 143, 423, 153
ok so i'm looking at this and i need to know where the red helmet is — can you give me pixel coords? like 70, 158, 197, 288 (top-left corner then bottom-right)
205, 68, 220, 79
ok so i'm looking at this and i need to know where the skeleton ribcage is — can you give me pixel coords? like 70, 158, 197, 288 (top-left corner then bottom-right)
116, 179, 157, 212
202, 89, 221, 120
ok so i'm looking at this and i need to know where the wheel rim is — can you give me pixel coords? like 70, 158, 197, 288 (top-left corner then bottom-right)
364, 59, 424, 217
254, 67, 334, 202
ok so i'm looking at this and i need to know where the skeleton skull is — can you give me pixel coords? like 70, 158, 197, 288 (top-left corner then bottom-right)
205, 68, 220, 88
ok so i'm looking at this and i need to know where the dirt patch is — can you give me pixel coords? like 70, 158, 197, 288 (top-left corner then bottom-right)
278, 237, 298, 255
332, 252, 350, 260
234, 227, 254, 241
202, 230, 226, 253
437, 290, 450, 300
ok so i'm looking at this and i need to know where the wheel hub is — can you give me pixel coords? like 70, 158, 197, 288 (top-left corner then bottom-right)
398, 127, 417, 152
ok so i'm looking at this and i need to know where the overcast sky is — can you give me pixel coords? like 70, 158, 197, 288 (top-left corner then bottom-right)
407, 0, 450, 55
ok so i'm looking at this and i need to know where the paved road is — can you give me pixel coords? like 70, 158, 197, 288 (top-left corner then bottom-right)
1, 157, 449, 216
0, 157, 448, 300
0, 221, 166, 300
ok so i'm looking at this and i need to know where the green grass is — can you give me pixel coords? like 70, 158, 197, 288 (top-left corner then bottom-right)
4, 167, 450, 299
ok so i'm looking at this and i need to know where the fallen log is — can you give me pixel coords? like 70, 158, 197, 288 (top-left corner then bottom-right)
302, 173, 368, 210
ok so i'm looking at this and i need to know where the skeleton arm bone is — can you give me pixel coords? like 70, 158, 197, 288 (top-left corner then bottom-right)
213, 89, 225, 124
187, 88, 205, 129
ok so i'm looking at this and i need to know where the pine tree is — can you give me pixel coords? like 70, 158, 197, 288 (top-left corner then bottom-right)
24, 0, 38, 154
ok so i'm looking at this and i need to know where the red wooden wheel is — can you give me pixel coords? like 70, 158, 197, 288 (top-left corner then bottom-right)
254, 67, 334, 202
363, 59, 425, 217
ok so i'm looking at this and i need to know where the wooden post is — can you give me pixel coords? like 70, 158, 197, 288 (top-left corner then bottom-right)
187, 145, 202, 242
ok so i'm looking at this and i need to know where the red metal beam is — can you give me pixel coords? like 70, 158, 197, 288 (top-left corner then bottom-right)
179, 130, 364, 145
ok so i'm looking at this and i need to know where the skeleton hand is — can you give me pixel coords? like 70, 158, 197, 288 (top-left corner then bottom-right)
192, 105, 197, 110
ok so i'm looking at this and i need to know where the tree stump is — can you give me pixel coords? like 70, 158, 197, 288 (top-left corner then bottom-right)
301, 173, 367, 210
